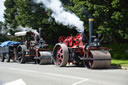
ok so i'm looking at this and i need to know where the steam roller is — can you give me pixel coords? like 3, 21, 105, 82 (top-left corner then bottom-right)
52, 18, 111, 69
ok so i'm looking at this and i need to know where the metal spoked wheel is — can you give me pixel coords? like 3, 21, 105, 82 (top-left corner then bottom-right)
53, 43, 69, 67
17, 46, 26, 64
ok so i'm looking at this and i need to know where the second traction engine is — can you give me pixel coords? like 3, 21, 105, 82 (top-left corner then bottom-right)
53, 18, 111, 69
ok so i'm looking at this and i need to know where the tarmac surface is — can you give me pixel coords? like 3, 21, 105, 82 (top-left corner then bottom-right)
0, 62, 128, 85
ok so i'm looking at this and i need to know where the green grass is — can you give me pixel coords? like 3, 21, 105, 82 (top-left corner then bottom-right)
112, 59, 128, 67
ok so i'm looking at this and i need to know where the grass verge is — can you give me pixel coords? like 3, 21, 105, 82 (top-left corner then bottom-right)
112, 59, 128, 67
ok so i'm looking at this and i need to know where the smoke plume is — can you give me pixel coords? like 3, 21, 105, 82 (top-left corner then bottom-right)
33, 0, 84, 33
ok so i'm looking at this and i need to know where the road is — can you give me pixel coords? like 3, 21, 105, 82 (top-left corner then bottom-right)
0, 62, 128, 85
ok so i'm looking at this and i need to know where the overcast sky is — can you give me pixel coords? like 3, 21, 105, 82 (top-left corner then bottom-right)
0, 0, 5, 22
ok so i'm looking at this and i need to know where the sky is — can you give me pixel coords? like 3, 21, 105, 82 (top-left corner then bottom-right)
0, 0, 5, 22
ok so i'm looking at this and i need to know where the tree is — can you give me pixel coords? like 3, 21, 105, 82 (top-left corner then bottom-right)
62, 0, 128, 43
4, 0, 128, 44
4, 0, 77, 44
4, 0, 17, 28
4, 0, 50, 29
0, 22, 9, 42
85, 0, 128, 43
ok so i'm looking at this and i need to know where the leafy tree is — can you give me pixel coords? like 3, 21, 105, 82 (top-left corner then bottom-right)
62, 0, 128, 43
4, 0, 17, 28
0, 22, 9, 42
0, 22, 3, 31
85, 0, 128, 43
4, 0, 128, 44
4, 0, 77, 44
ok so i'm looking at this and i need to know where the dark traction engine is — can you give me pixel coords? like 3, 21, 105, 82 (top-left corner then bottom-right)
16, 29, 52, 64
53, 18, 111, 69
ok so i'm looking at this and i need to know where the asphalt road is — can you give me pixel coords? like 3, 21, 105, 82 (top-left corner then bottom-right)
0, 62, 128, 85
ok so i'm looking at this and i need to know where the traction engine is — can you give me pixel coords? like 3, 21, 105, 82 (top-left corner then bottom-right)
53, 18, 111, 69
15, 29, 52, 64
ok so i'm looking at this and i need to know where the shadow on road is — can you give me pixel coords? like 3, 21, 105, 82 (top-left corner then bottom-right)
60, 64, 122, 70
110, 64, 121, 69
1, 61, 123, 70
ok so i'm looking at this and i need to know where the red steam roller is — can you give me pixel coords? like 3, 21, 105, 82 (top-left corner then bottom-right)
53, 18, 111, 69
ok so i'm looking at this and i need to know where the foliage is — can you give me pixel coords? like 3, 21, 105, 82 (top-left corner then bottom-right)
105, 43, 128, 59
0, 34, 9, 42
62, 0, 128, 43
4, 0, 17, 28
0, 22, 9, 42
3, 0, 128, 44
84, 0, 128, 43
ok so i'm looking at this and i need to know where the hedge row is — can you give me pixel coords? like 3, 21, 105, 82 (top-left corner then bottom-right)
105, 43, 128, 59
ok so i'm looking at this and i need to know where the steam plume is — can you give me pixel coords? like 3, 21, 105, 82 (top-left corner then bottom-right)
33, 0, 84, 33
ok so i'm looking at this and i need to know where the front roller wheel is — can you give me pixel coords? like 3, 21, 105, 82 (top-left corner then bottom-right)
53, 43, 69, 67
86, 50, 111, 69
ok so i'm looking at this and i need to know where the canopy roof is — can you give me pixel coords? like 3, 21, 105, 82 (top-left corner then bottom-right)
15, 31, 28, 36
15, 30, 39, 36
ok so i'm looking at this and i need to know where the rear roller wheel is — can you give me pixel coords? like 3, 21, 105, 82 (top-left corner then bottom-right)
53, 43, 69, 67
86, 50, 111, 69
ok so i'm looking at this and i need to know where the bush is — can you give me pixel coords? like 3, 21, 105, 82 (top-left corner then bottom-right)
0, 34, 9, 42
104, 43, 128, 59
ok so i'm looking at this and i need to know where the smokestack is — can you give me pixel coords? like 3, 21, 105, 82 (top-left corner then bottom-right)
39, 28, 43, 39
89, 18, 94, 43
38, 28, 45, 48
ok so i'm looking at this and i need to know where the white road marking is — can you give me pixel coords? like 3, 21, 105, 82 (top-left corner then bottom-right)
1, 67, 89, 85
45, 72, 84, 80
3, 79, 26, 85
73, 79, 88, 85
8, 68, 38, 73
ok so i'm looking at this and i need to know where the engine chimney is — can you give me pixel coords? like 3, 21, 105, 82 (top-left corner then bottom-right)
39, 28, 44, 48
89, 18, 94, 44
